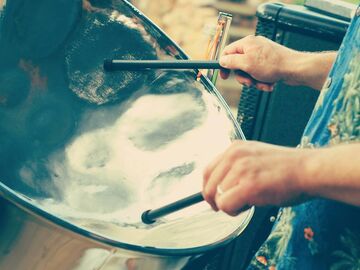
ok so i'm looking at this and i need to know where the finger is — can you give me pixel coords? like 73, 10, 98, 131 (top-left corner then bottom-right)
255, 82, 274, 92
235, 74, 254, 87
220, 68, 230, 80
214, 168, 239, 204
203, 152, 224, 189
219, 54, 249, 71
217, 165, 242, 193
218, 204, 251, 217
215, 182, 252, 215
203, 158, 232, 211
231, 205, 251, 216
203, 141, 245, 210
203, 151, 227, 211
222, 39, 246, 55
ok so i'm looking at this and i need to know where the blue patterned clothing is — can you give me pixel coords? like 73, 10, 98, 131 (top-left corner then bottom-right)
247, 7, 360, 270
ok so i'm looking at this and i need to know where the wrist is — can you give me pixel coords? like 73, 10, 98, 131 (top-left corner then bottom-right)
280, 50, 312, 87
281, 51, 336, 90
292, 148, 320, 198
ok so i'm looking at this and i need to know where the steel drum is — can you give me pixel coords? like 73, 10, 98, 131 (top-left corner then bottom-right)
0, 1, 254, 269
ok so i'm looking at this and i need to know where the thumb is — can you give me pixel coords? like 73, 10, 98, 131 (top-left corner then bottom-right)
219, 54, 248, 71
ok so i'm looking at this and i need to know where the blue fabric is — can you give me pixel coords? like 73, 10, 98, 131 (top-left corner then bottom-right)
247, 10, 360, 270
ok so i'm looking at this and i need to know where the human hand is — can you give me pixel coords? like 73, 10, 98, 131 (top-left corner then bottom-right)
219, 35, 299, 91
202, 140, 310, 215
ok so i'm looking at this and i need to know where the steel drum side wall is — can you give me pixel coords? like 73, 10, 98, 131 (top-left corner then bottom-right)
0, 194, 190, 270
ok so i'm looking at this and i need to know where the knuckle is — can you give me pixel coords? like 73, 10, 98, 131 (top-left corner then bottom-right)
243, 140, 256, 147
227, 148, 239, 163
222, 47, 230, 55
256, 35, 266, 42
233, 140, 245, 151
227, 144, 247, 162
223, 44, 236, 55
231, 140, 242, 147
245, 34, 256, 41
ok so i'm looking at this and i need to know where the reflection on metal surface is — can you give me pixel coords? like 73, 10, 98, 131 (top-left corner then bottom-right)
203, 12, 233, 84
0, 196, 191, 270
0, 0, 252, 269
66, 9, 157, 105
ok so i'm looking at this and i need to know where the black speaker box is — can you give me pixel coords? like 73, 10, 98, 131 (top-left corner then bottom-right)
237, 2, 349, 146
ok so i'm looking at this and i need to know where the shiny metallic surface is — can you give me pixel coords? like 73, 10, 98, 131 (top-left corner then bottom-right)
0, 190, 190, 270
0, 0, 253, 269
206, 12, 233, 85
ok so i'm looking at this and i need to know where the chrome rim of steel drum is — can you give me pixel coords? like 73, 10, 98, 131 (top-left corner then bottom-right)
0, 0, 253, 262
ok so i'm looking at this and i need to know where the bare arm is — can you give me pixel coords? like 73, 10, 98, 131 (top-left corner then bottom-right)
202, 141, 360, 215
219, 35, 337, 91
283, 51, 337, 90
301, 143, 360, 206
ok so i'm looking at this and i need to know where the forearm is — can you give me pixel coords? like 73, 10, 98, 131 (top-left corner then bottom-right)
282, 51, 337, 91
299, 143, 360, 206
